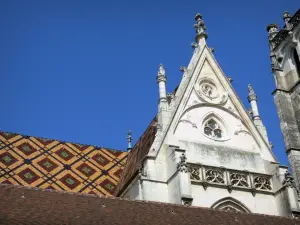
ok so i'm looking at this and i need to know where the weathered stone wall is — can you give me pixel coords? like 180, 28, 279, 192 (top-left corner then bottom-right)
273, 91, 300, 151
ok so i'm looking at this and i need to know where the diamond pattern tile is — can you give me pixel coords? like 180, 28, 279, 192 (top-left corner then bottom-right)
101, 178, 117, 195
55, 148, 75, 161
92, 153, 110, 167
0, 131, 128, 196
0, 152, 17, 167
17, 168, 39, 185
76, 163, 96, 177
17, 142, 37, 156
60, 174, 81, 190
37, 158, 59, 172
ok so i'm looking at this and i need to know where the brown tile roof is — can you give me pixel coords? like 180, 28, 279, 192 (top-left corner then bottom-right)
0, 131, 128, 196
115, 117, 157, 196
0, 183, 299, 225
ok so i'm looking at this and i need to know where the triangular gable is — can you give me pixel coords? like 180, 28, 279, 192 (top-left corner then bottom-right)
149, 46, 277, 162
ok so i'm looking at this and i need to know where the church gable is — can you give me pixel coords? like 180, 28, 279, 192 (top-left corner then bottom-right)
0, 131, 127, 196
166, 46, 276, 162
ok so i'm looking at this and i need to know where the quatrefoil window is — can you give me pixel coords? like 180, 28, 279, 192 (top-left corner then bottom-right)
204, 119, 223, 139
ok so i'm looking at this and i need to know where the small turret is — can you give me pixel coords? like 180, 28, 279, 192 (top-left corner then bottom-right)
156, 64, 168, 113
247, 84, 259, 120
247, 84, 270, 144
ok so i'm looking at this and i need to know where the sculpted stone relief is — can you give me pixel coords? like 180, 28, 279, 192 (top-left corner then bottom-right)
194, 78, 228, 105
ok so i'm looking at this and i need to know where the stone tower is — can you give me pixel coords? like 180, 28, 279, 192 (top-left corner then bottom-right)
266, 9, 300, 188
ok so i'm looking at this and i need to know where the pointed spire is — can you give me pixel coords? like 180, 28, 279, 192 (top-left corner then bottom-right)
194, 13, 208, 45
126, 130, 133, 151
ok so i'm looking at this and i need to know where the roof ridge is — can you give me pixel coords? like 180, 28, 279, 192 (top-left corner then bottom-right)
1, 183, 296, 221
0, 130, 126, 152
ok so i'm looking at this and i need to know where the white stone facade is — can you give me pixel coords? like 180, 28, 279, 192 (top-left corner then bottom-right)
121, 12, 300, 218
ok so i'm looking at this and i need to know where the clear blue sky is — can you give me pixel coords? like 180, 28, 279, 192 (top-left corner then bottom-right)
0, 1, 298, 166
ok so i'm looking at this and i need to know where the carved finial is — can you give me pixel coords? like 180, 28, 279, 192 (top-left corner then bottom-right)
248, 84, 254, 93
194, 13, 208, 42
266, 24, 278, 33
248, 108, 253, 116
227, 77, 233, 83
283, 11, 291, 20
283, 11, 292, 29
158, 64, 165, 76
180, 66, 187, 73
266, 24, 278, 42
247, 84, 257, 102
156, 63, 167, 84
209, 48, 214, 53
126, 130, 133, 151
191, 42, 198, 49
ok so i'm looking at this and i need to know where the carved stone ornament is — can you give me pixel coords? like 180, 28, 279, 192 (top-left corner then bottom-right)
253, 176, 272, 190
178, 113, 197, 129
156, 64, 167, 83
194, 13, 208, 41
230, 173, 249, 187
234, 124, 251, 136
205, 168, 225, 184
177, 153, 188, 173
191, 42, 199, 49
222, 206, 239, 212
167, 93, 175, 105
247, 84, 257, 102
283, 170, 300, 197
182, 197, 193, 206
188, 165, 201, 180
194, 79, 228, 105
138, 164, 147, 177
150, 123, 163, 152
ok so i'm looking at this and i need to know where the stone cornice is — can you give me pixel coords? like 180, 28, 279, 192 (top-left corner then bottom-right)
272, 79, 300, 95
271, 9, 300, 50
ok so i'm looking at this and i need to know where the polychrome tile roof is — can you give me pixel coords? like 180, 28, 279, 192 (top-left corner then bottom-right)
115, 117, 157, 196
0, 131, 128, 196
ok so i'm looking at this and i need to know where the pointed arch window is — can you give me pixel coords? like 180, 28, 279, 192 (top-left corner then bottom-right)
204, 119, 223, 139
292, 48, 300, 78
211, 197, 251, 213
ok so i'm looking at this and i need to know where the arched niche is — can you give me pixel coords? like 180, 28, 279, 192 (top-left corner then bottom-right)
211, 197, 251, 213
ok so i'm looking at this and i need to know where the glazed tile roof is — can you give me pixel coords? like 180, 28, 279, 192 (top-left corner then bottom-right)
1, 183, 299, 225
115, 117, 157, 196
0, 131, 128, 196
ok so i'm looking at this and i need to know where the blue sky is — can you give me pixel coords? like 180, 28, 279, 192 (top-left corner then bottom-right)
0, 1, 298, 166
